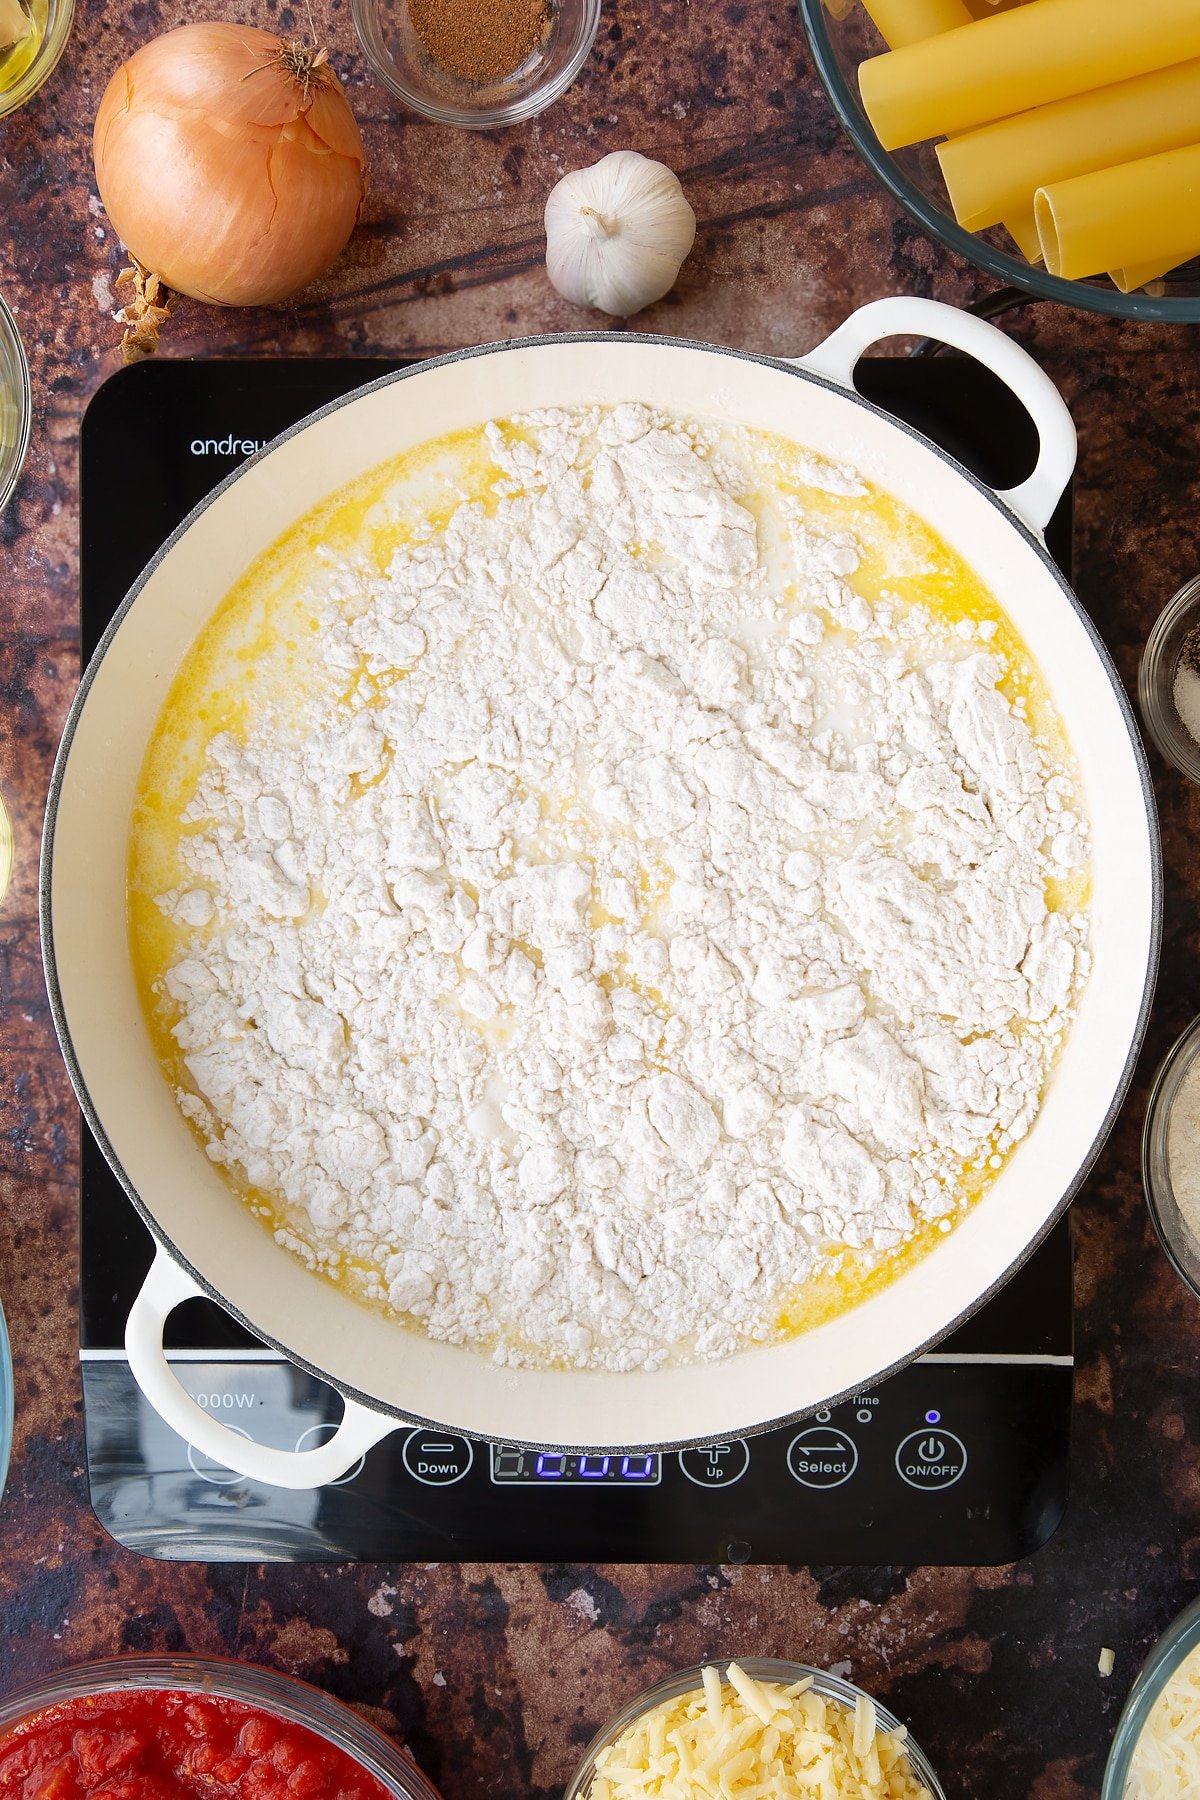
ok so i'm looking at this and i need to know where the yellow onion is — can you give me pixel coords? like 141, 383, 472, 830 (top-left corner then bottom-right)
93, 22, 367, 308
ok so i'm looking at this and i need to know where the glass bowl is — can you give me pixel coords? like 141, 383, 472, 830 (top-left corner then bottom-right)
0, 1657, 443, 1800
0, 291, 30, 515
0, 0, 75, 120
1102, 1596, 1200, 1798
0, 789, 11, 906
1141, 1015, 1200, 1304
0, 1290, 11, 1505
351, 0, 600, 128
795, 0, 1200, 322
563, 1659, 946, 1800
1139, 576, 1200, 784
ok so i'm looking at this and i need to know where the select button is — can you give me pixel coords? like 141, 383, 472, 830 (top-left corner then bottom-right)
402, 1429, 475, 1486
786, 1426, 858, 1489
895, 1429, 967, 1491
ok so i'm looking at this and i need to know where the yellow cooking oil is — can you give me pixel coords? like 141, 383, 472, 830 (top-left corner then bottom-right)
0, 0, 45, 93
129, 412, 1088, 1362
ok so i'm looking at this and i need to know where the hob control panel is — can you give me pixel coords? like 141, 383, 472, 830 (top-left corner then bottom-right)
81, 1348, 1069, 1565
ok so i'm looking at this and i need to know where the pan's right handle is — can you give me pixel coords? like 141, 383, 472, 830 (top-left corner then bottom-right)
126, 1247, 399, 1490
795, 296, 1078, 538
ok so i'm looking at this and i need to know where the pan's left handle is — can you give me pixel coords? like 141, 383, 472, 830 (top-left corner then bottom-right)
125, 1246, 399, 1490
794, 296, 1077, 539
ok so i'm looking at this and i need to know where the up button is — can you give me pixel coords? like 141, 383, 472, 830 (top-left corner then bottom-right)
895, 1428, 967, 1491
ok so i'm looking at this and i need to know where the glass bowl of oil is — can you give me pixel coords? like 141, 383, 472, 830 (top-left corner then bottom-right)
0, 0, 74, 119
0, 291, 30, 514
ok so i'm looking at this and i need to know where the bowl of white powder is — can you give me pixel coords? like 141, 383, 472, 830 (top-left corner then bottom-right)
1142, 1016, 1200, 1302
1139, 576, 1200, 785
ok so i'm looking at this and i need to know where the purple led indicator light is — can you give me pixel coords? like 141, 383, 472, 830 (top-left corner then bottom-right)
925, 1409, 941, 1425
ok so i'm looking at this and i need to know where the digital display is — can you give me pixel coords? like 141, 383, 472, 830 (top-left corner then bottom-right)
490, 1448, 662, 1486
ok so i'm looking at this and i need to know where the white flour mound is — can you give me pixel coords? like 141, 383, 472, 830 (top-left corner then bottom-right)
157, 403, 1090, 1372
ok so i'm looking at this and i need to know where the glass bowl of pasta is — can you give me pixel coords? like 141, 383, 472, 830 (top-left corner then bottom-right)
797, 0, 1200, 322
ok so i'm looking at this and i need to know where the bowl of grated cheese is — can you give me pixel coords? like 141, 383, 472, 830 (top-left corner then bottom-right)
1102, 1600, 1200, 1800
563, 1658, 944, 1800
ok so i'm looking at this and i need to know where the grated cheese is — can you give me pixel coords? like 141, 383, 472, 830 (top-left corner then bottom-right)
1099, 1648, 1115, 1678
588, 1664, 934, 1800
1128, 1641, 1200, 1800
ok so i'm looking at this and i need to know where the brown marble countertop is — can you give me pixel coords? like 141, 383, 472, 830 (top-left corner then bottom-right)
3, 1, 1200, 1795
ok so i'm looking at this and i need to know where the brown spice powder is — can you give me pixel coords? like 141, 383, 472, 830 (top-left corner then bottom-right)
410, 0, 552, 84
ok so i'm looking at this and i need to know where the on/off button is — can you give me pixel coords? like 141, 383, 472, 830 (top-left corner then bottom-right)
895, 1429, 967, 1491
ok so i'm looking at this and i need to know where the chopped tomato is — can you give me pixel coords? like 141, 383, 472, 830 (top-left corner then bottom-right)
0, 1691, 398, 1800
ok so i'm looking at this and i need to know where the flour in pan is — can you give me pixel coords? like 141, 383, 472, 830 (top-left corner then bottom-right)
151, 403, 1090, 1371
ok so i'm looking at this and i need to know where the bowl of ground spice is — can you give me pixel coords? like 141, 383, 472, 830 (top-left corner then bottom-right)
351, 0, 600, 127
1139, 575, 1200, 785
1143, 1016, 1200, 1305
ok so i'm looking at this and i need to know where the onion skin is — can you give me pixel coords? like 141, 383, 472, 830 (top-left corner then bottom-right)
93, 23, 367, 308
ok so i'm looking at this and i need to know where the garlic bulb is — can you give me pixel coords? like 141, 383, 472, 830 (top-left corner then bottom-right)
544, 151, 697, 317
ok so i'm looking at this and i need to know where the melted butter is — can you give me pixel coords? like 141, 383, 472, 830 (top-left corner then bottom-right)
129, 425, 502, 1012
772, 1121, 1012, 1340
129, 412, 1089, 1362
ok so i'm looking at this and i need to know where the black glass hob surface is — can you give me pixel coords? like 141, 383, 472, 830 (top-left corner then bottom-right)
79, 353, 1075, 1565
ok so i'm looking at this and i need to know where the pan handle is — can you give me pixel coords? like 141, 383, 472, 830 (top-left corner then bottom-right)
796, 296, 1077, 537
125, 1247, 399, 1490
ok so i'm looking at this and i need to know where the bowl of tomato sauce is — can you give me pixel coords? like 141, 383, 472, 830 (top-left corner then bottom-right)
0, 1657, 443, 1800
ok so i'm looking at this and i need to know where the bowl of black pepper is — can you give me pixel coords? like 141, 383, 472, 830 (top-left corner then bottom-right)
351, 0, 601, 128
1139, 575, 1200, 784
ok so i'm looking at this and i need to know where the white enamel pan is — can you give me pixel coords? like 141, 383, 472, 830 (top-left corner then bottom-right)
43, 298, 1160, 1488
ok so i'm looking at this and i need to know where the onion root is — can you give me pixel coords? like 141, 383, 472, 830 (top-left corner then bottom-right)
115, 258, 181, 364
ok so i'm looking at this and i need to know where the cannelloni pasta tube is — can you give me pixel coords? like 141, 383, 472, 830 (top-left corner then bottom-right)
1035, 140, 1200, 279
860, 0, 1200, 151
1003, 208, 1042, 262
1109, 253, 1198, 293
937, 59, 1200, 231
861, 0, 971, 49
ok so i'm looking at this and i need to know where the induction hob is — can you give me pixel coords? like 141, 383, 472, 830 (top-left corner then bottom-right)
78, 352, 1076, 1565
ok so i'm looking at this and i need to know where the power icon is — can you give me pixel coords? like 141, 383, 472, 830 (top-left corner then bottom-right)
895, 1428, 967, 1491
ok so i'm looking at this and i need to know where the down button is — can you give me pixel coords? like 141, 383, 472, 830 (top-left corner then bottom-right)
402, 1429, 475, 1486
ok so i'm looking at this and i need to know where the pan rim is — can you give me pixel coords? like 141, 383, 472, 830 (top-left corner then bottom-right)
43, 332, 1162, 1451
